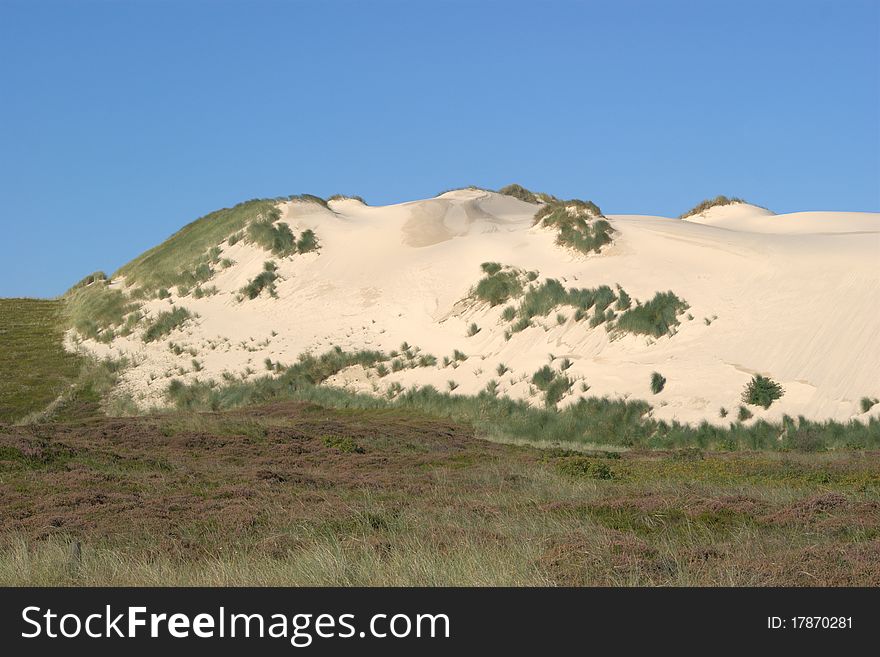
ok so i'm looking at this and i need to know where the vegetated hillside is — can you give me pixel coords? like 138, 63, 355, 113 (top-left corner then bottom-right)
58, 185, 880, 427
0, 299, 82, 423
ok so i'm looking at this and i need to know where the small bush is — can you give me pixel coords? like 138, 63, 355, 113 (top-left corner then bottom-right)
143, 307, 193, 342
557, 457, 616, 480
466, 322, 480, 337
650, 372, 666, 394
296, 229, 319, 253
321, 435, 364, 454
742, 375, 784, 409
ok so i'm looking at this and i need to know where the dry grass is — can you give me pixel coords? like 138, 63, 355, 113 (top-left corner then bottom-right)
1, 402, 878, 586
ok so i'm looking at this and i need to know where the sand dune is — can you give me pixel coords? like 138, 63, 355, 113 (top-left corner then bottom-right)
75, 191, 880, 425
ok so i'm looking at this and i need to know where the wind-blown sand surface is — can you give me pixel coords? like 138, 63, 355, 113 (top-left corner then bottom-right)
75, 190, 880, 424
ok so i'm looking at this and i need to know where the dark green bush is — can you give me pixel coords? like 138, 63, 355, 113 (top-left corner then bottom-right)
650, 372, 666, 394
742, 375, 784, 409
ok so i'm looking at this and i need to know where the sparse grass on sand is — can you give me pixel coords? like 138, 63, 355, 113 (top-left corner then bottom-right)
679, 195, 746, 219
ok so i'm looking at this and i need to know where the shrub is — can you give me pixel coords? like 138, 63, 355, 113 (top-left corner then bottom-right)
466, 322, 480, 337
296, 229, 319, 253
650, 372, 666, 394
742, 375, 784, 409
738, 405, 753, 422
143, 307, 193, 342
557, 457, 616, 480
861, 397, 879, 413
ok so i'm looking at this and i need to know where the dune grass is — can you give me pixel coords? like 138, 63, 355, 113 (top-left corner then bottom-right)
116, 199, 278, 294
64, 280, 141, 342
615, 291, 689, 338
142, 307, 193, 342
247, 207, 296, 257
473, 263, 525, 306
679, 195, 747, 219
240, 261, 280, 300
534, 199, 612, 255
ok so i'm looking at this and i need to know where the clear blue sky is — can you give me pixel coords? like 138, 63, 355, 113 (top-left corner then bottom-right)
1, 0, 878, 298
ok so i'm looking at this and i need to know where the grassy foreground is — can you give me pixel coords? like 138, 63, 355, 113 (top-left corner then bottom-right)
1, 297, 878, 586
1, 402, 879, 586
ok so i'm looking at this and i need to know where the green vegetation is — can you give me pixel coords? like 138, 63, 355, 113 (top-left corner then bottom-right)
496, 183, 543, 204
493, 276, 686, 339
0, 300, 83, 423
615, 291, 689, 338
117, 199, 278, 294
240, 262, 280, 300
142, 307, 193, 343
160, 347, 880, 452
466, 322, 480, 337
247, 207, 296, 257
650, 372, 666, 394
328, 194, 367, 204
65, 271, 107, 294
287, 193, 331, 210
64, 280, 140, 342
742, 375, 785, 409
531, 365, 573, 408
679, 195, 747, 219
321, 435, 364, 454
861, 397, 879, 413
473, 263, 524, 306
533, 199, 612, 255
738, 405, 753, 422
296, 229, 319, 254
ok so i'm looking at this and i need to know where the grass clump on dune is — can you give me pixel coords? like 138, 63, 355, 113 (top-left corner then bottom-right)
679, 195, 746, 219
65, 280, 140, 343
615, 291, 689, 338
65, 271, 108, 294
240, 262, 280, 300
473, 262, 525, 306
861, 397, 879, 413
327, 194, 366, 204
534, 199, 612, 255
142, 307, 193, 343
247, 207, 296, 257
650, 372, 666, 394
496, 183, 540, 204
531, 365, 573, 408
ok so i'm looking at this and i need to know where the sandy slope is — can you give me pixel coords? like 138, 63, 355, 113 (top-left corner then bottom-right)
77, 191, 880, 425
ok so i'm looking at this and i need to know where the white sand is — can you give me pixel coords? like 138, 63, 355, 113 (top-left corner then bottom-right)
76, 191, 880, 424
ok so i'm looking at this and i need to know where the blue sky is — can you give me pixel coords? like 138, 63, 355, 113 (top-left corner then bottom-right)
1, 0, 878, 298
